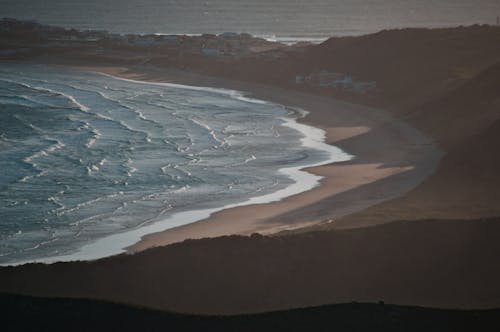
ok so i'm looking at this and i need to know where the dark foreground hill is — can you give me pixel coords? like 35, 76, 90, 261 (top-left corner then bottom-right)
1, 218, 500, 315
2, 293, 499, 332
2, 23, 500, 322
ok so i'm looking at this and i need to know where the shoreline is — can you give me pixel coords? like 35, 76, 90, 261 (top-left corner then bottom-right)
75, 65, 441, 254
0, 63, 353, 265
0, 61, 442, 264
2, 24, 500, 314
4, 66, 353, 265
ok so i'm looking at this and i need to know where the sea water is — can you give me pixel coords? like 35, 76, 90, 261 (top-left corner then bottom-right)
2, 0, 500, 43
0, 64, 351, 264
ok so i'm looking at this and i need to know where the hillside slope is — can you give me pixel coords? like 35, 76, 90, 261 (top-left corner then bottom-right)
2, 293, 500, 332
327, 60, 500, 226
1, 218, 500, 315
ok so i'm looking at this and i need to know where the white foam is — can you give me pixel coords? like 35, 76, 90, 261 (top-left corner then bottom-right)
26, 84, 92, 112
82, 123, 102, 148
85, 137, 97, 148
2, 74, 353, 266
190, 117, 226, 147
22, 138, 65, 180
95, 72, 275, 107
245, 154, 257, 164
257, 34, 328, 45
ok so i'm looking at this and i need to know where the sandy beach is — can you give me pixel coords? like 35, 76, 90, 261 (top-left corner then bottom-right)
67, 65, 442, 252
2, 24, 500, 318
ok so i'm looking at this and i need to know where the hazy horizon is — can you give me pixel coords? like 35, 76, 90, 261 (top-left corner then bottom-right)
3, 0, 500, 38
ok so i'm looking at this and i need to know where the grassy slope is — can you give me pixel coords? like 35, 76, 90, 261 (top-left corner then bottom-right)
1, 218, 500, 315
324, 57, 500, 226
156, 26, 500, 222
2, 26, 500, 318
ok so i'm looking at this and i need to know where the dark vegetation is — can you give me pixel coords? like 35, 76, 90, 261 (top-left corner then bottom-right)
1, 219, 500, 314
2, 20, 500, 328
2, 293, 499, 332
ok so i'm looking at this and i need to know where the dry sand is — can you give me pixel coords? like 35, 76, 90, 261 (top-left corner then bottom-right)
73, 65, 442, 249
2, 26, 498, 316
2, 218, 499, 314
70, 65, 442, 251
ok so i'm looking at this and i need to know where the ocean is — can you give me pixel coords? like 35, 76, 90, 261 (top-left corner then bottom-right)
2, 0, 500, 42
0, 64, 351, 264
2, 0, 498, 264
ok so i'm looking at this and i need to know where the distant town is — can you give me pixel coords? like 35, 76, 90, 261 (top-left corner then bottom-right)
1, 18, 377, 95
0, 18, 284, 57
296, 70, 377, 94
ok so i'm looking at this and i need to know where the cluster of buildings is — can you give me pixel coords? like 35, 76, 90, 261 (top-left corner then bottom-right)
1, 18, 280, 58
102, 31, 262, 56
105, 34, 179, 48
2, 18, 377, 96
187, 33, 254, 57
295, 70, 377, 94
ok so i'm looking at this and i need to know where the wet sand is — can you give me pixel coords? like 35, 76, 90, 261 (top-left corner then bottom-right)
70, 65, 442, 252
2, 25, 498, 316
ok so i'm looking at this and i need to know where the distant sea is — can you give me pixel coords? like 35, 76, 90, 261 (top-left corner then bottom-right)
0, 64, 351, 264
2, 0, 499, 264
2, 0, 500, 43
